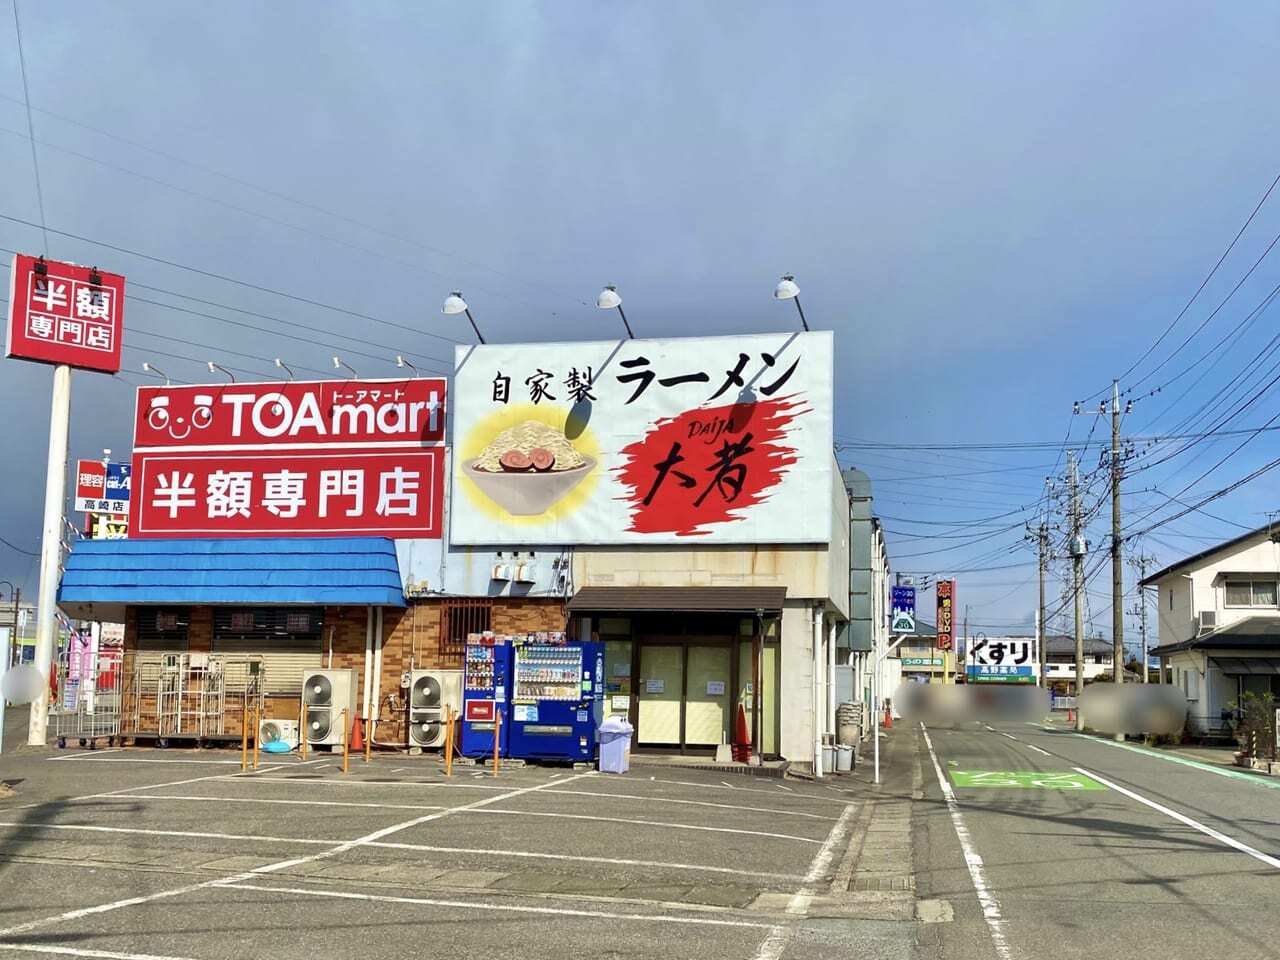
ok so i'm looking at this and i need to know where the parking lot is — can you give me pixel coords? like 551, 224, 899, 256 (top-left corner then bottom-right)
0, 740, 915, 960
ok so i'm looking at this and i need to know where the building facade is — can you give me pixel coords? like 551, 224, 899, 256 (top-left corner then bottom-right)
1143, 524, 1280, 736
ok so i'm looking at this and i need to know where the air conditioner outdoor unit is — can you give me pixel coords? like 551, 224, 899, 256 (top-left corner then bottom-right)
258, 718, 300, 750
408, 668, 462, 749
491, 563, 512, 581
514, 561, 538, 583
302, 668, 358, 747
1196, 610, 1217, 636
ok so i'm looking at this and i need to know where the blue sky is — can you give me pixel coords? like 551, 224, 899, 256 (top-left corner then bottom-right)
1, 2, 1279, 648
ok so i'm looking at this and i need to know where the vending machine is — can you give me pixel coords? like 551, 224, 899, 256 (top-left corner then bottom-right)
460, 635, 511, 758
506, 636, 604, 762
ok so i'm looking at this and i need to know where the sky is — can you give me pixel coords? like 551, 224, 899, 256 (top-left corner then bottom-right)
2, 2, 1280, 650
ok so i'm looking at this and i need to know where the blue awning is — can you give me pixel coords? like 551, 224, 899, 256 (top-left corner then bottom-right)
59, 537, 405, 620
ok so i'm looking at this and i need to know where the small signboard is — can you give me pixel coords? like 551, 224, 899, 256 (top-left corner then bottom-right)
6, 254, 125, 373
891, 586, 916, 633
74, 459, 131, 515
936, 580, 955, 651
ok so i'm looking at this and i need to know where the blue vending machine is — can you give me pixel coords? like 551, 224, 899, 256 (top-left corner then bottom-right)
507, 636, 604, 762
461, 635, 512, 758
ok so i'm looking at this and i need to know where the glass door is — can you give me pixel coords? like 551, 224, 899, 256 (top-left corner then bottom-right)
685, 646, 730, 746
637, 645, 682, 746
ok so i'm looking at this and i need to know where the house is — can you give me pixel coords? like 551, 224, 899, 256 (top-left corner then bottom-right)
895, 619, 946, 683
1042, 635, 1114, 693
1142, 522, 1280, 736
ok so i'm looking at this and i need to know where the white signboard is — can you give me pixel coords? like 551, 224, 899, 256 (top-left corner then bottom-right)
450, 332, 834, 544
967, 636, 1038, 684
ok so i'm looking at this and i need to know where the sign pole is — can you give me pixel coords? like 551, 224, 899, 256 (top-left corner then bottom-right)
28, 362, 71, 746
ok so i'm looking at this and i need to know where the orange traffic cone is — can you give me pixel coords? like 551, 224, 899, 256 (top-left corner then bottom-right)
1066, 708, 1075, 725
883, 705, 892, 729
732, 702, 752, 762
350, 715, 365, 753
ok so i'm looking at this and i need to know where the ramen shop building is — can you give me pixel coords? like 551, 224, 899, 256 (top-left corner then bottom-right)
450, 331, 851, 769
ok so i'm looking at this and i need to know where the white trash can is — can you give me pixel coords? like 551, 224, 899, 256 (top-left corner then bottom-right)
836, 744, 853, 772
598, 715, 634, 774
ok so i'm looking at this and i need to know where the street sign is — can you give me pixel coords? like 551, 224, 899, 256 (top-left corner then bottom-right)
967, 636, 1038, 683
5, 254, 125, 374
891, 586, 916, 633
936, 580, 955, 651
950, 770, 1105, 790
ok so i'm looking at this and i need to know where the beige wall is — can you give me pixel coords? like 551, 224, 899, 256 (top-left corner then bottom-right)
1154, 532, 1280, 644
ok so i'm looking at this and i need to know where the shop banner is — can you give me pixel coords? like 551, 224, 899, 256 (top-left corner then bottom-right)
450, 331, 833, 544
6, 254, 125, 373
74, 459, 131, 515
131, 377, 447, 539
891, 586, 916, 633
936, 580, 955, 651
966, 636, 1037, 683
133, 379, 445, 449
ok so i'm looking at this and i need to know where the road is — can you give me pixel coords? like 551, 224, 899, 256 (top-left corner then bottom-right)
915, 718, 1280, 960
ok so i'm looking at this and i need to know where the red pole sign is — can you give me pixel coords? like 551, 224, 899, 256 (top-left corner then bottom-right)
936, 580, 955, 651
5, 254, 124, 373
73, 460, 108, 513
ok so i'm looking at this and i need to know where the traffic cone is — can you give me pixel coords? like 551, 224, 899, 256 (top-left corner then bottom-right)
883, 705, 892, 729
1066, 708, 1075, 725
350, 715, 365, 753
733, 703, 752, 762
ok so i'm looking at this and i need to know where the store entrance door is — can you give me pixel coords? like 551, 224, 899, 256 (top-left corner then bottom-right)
637, 645, 682, 747
685, 646, 730, 746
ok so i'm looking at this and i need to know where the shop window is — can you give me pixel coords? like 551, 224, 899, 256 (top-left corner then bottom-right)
597, 617, 631, 636
441, 598, 492, 656
136, 607, 190, 651
211, 607, 323, 694
1225, 579, 1278, 607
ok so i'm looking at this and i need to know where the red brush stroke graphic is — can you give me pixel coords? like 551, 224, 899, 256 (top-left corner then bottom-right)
616, 396, 807, 536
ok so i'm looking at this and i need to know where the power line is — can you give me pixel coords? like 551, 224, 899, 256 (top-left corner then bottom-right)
10, 0, 46, 254
0, 212, 465, 346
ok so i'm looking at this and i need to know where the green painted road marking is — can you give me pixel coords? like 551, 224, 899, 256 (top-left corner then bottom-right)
1072, 734, 1280, 790
950, 770, 1106, 790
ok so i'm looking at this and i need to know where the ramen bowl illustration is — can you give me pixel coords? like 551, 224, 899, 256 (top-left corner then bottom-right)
464, 420, 596, 516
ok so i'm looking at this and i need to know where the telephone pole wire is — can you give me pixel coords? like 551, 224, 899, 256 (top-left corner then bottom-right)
1068, 450, 1085, 731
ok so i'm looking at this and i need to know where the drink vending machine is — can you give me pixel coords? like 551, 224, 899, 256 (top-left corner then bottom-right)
460, 635, 511, 758
507, 636, 603, 762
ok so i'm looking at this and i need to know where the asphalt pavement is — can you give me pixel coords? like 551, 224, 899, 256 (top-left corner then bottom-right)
914, 717, 1280, 960
0, 706, 919, 960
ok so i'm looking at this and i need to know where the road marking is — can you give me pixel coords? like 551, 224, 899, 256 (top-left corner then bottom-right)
543, 789, 837, 820
922, 725, 1013, 960
0, 772, 596, 939
1000, 733, 1018, 741
473, 807, 823, 844
219, 881, 771, 929
237, 775, 511, 791
753, 800, 860, 960
368, 840, 805, 881
0, 944, 198, 960
102, 793, 449, 813
46, 748, 125, 760
950, 770, 1104, 790
1072, 734, 1280, 789
1072, 767, 1280, 870
0, 820, 333, 847
1026, 744, 1052, 757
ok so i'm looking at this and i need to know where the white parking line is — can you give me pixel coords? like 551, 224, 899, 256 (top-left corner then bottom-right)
46, 749, 125, 760
0, 820, 333, 847
102, 793, 448, 813
0, 772, 596, 939
542, 789, 837, 820
1026, 744, 1052, 757
472, 807, 822, 844
368, 840, 805, 881
0, 943, 199, 960
923, 724, 1013, 960
219, 881, 772, 929
1073, 767, 1280, 870
753, 799, 859, 960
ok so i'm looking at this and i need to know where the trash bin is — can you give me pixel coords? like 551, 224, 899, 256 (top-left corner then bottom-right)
598, 715, 634, 774
835, 744, 853, 772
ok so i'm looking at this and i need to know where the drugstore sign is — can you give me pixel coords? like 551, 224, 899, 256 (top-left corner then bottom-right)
130, 378, 446, 539
450, 332, 833, 544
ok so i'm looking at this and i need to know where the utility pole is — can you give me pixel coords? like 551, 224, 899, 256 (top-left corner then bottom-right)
1038, 521, 1048, 686
1068, 451, 1085, 732
1110, 380, 1125, 690
1128, 553, 1155, 684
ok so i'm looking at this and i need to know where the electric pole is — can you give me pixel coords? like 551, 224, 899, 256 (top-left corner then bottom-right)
1128, 553, 1155, 684
1110, 379, 1125, 691
1038, 521, 1048, 687
1068, 451, 1085, 732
